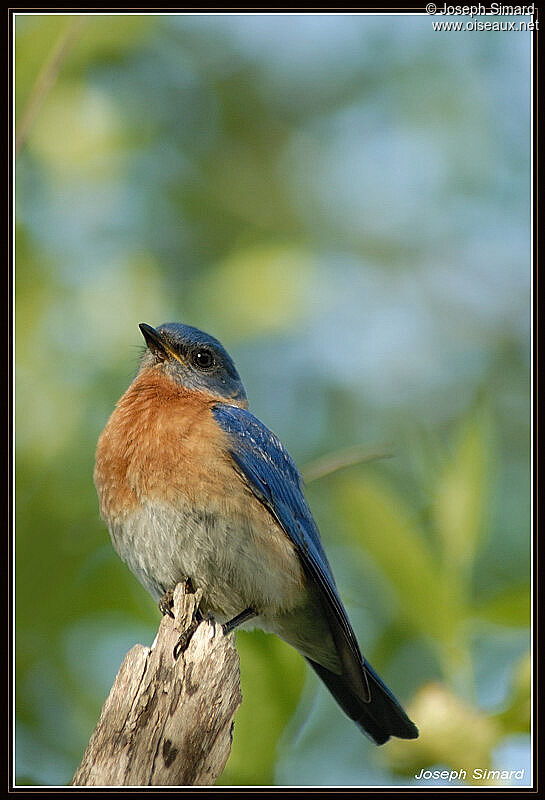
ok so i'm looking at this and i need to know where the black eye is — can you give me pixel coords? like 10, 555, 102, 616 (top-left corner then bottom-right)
191, 349, 215, 370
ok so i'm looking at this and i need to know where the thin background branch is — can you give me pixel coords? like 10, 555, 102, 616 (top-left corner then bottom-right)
303, 444, 393, 483
15, 15, 88, 158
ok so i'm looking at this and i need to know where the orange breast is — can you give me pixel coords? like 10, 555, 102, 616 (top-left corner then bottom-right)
94, 369, 305, 613
94, 372, 236, 517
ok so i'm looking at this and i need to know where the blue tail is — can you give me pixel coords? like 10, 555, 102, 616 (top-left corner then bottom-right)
306, 657, 418, 745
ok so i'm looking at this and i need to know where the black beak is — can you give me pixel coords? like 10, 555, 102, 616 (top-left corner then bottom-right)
139, 323, 168, 358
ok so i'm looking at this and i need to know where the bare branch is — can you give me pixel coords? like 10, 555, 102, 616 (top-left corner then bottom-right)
71, 584, 241, 787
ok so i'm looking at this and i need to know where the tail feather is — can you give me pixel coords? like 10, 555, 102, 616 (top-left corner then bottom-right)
306, 657, 419, 745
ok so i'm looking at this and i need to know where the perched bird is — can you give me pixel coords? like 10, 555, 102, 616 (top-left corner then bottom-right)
94, 322, 418, 745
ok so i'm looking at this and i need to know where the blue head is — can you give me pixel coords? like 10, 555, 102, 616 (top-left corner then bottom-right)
138, 322, 248, 406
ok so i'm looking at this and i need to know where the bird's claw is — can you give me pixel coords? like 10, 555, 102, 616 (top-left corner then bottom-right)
173, 618, 200, 660
158, 578, 195, 619
158, 589, 175, 618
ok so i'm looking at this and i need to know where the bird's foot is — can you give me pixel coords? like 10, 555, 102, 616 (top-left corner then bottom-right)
158, 589, 175, 618
169, 580, 204, 659
173, 618, 200, 660
158, 578, 196, 619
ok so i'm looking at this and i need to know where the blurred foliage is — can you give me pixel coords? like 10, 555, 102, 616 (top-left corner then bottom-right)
217, 632, 306, 786
15, 12, 531, 788
335, 408, 530, 783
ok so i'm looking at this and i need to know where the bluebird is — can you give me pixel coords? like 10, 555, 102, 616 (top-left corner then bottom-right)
94, 322, 418, 745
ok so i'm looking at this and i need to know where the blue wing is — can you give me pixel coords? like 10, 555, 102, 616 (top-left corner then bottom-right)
212, 402, 369, 697
213, 403, 419, 744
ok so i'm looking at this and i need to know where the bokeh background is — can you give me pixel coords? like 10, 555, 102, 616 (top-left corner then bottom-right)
15, 13, 531, 788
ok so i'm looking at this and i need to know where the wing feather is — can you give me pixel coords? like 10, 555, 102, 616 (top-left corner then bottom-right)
213, 403, 369, 700
212, 403, 419, 744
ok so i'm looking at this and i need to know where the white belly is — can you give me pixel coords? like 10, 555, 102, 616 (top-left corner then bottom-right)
109, 499, 341, 672
109, 498, 305, 622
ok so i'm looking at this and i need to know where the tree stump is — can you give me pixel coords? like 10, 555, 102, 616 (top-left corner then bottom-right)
72, 583, 242, 786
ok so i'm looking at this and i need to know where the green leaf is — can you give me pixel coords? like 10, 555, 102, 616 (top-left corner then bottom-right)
473, 585, 530, 628
336, 476, 467, 648
434, 411, 491, 575
217, 630, 305, 786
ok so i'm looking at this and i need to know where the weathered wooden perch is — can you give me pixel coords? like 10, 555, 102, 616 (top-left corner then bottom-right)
71, 583, 242, 787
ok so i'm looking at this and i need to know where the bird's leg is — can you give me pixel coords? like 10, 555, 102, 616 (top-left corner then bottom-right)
222, 607, 258, 636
